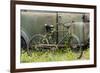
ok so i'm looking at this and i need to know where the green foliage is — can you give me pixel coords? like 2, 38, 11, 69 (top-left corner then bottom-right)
20, 48, 90, 63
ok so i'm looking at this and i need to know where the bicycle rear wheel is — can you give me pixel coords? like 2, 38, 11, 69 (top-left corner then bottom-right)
29, 34, 48, 51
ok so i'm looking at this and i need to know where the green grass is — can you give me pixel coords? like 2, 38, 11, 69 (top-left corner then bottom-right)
20, 48, 90, 63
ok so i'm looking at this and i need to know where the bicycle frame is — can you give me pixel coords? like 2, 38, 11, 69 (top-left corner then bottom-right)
43, 24, 72, 46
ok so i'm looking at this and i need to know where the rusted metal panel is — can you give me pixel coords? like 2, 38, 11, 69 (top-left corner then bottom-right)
21, 10, 89, 48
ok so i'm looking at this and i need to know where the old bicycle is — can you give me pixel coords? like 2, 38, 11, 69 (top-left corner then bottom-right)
29, 21, 82, 59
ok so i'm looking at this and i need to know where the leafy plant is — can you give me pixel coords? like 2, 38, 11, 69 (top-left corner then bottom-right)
20, 48, 90, 63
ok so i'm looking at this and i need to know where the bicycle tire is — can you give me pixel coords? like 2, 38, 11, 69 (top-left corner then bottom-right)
29, 34, 49, 51
58, 34, 82, 59
69, 34, 82, 59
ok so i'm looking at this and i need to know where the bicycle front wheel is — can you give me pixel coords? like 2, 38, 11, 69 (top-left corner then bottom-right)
29, 34, 49, 51
69, 34, 82, 59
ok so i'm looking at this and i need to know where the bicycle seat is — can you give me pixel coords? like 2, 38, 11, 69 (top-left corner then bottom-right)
45, 24, 54, 28
45, 24, 54, 32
